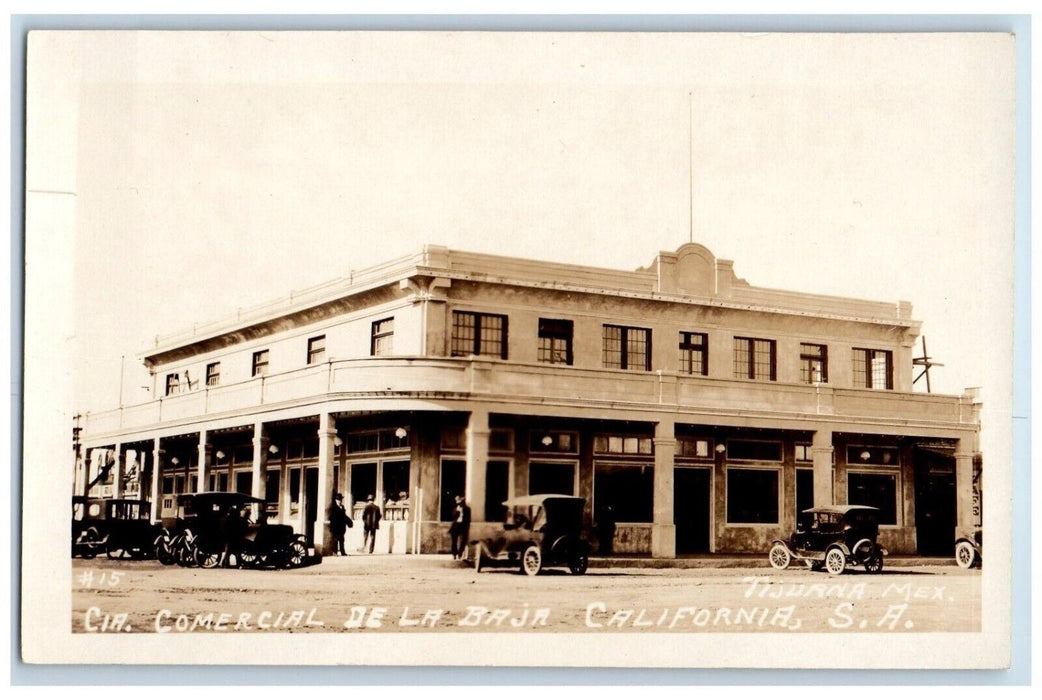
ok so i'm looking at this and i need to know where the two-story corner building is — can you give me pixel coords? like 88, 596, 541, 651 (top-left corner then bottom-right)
74, 243, 982, 558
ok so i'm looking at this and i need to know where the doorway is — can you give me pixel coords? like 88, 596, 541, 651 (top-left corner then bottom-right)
914, 448, 956, 555
674, 467, 711, 554
304, 467, 318, 546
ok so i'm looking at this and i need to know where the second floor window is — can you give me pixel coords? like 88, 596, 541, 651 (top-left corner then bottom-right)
451, 311, 508, 359
603, 324, 651, 371
679, 331, 708, 375
307, 335, 326, 365
371, 318, 394, 356
205, 362, 220, 387
853, 348, 893, 389
252, 349, 269, 377
800, 343, 828, 384
537, 318, 573, 365
165, 373, 179, 396
733, 337, 776, 381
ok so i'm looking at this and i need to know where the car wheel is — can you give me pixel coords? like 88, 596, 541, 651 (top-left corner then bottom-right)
155, 537, 176, 566
568, 551, 589, 575
520, 545, 542, 576
768, 544, 791, 570
239, 549, 258, 569
824, 547, 846, 575
285, 540, 308, 569
473, 545, 483, 573
955, 541, 977, 569
81, 528, 99, 559
194, 538, 221, 569
863, 549, 884, 574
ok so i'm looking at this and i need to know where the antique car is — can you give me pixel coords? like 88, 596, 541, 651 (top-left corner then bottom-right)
768, 505, 887, 575
179, 492, 318, 570
71, 497, 161, 560
954, 526, 982, 569
471, 494, 592, 576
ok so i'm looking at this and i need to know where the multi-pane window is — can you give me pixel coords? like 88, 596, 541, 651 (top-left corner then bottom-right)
165, 373, 179, 396
602, 325, 651, 371
799, 343, 828, 384
593, 435, 653, 455
205, 362, 220, 387
733, 337, 776, 380
852, 348, 893, 389
537, 318, 573, 365
307, 335, 326, 365
371, 318, 394, 356
679, 331, 708, 375
252, 349, 269, 377
451, 311, 508, 359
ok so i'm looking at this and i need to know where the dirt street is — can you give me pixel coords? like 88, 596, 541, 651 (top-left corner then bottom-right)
73, 555, 981, 634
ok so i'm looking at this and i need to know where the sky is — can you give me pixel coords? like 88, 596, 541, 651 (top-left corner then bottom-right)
25, 31, 1015, 434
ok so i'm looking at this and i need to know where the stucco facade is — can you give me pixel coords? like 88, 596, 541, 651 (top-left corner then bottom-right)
75, 243, 982, 557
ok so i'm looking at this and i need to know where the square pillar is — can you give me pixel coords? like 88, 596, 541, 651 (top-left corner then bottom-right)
811, 429, 834, 507
954, 438, 977, 530
465, 409, 489, 521
197, 430, 210, 493
251, 422, 268, 501
651, 419, 676, 558
315, 413, 338, 553
112, 443, 123, 498
150, 439, 162, 523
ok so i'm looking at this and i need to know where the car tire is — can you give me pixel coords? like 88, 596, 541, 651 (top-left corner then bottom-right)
824, 547, 846, 575
568, 551, 589, 575
285, 540, 308, 569
955, 540, 977, 569
520, 545, 541, 576
863, 549, 884, 574
81, 528, 100, 559
768, 543, 791, 570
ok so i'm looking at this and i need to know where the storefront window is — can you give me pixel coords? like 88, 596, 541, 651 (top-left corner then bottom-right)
528, 461, 576, 496
594, 465, 653, 522
847, 472, 898, 525
726, 468, 780, 524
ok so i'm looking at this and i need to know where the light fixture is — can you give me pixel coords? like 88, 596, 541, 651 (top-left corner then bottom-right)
715, 443, 727, 454
860, 450, 872, 461
395, 427, 408, 440
170, 457, 179, 465
215, 450, 225, 460
541, 435, 554, 447
269, 444, 279, 455
333, 436, 343, 447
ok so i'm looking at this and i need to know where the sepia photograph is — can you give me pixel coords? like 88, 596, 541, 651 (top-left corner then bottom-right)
20, 27, 1016, 669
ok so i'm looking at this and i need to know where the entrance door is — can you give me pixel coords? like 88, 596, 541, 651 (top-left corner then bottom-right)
674, 467, 711, 554
485, 460, 510, 522
914, 450, 956, 555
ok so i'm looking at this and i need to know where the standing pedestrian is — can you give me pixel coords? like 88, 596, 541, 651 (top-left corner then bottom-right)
361, 495, 381, 554
448, 494, 471, 560
327, 492, 352, 556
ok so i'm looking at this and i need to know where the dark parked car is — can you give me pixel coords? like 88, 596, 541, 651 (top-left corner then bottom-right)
163, 492, 318, 570
954, 526, 982, 569
769, 505, 887, 575
71, 497, 160, 560
472, 494, 591, 576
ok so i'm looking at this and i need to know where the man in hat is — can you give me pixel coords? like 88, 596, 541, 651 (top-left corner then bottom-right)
448, 494, 471, 560
327, 492, 352, 556
361, 495, 381, 554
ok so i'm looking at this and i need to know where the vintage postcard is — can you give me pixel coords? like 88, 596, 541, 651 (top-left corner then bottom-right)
21, 30, 1015, 668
